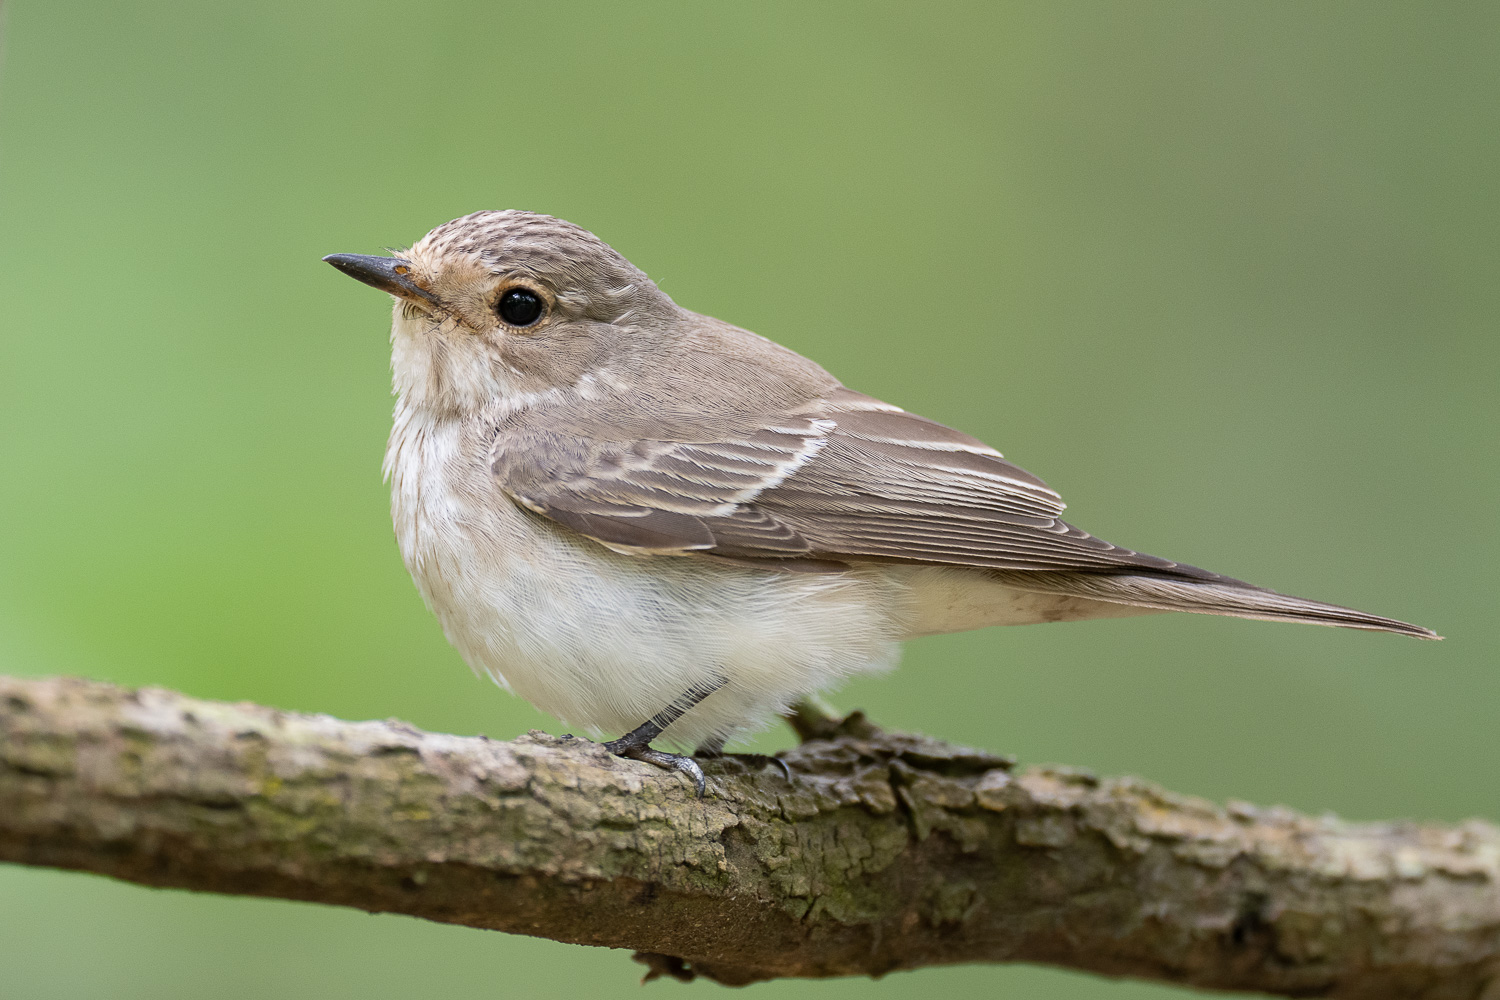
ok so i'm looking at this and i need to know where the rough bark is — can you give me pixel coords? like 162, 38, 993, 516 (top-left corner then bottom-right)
1, 675, 1496, 996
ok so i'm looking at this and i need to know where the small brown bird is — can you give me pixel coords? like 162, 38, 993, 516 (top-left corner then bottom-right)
325, 211, 1437, 795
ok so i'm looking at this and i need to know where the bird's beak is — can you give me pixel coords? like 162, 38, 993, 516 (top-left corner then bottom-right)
322, 253, 443, 308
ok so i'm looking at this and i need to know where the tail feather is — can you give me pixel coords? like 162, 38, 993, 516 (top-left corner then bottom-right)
991, 571, 1441, 640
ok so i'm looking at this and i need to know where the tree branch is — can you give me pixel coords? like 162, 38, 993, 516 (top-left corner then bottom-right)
1, 675, 1496, 995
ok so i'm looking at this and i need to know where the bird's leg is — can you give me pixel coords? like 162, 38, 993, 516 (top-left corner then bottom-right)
605, 677, 725, 797
692, 736, 792, 782
692, 735, 727, 758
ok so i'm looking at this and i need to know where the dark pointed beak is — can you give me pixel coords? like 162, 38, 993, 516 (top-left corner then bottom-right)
322, 253, 443, 308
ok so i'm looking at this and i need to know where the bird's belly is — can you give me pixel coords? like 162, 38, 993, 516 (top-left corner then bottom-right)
391, 442, 906, 747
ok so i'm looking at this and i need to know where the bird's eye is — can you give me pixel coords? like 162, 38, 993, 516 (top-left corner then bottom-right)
497, 288, 544, 327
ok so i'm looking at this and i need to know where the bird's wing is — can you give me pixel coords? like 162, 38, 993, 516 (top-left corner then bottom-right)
493, 387, 1219, 579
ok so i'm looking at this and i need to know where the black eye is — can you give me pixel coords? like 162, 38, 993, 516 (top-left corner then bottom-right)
497, 288, 544, 327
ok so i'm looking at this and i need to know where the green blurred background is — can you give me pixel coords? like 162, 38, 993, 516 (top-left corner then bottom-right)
1, 2, 1495, 997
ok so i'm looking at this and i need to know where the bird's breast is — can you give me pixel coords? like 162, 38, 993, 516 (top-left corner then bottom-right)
384, 403, 534, 623
381, 397, 912, 746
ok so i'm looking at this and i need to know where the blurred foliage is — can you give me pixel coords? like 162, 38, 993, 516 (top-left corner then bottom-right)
0, 2, 1495, 997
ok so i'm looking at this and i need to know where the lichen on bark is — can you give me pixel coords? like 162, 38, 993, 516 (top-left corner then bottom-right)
1, 675, 1497, 996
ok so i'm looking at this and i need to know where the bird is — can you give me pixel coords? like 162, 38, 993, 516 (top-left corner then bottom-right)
324, 210, 1438, 796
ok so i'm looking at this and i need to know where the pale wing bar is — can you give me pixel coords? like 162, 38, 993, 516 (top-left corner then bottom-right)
499, 419, 828, 556
496, 391, 1226, 580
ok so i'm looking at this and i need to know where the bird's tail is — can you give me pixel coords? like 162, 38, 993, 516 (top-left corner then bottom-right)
991, 570, 1440, 639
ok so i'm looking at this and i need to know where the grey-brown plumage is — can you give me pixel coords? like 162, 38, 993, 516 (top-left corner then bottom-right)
456, 210, 1431, 638
326, 210, 1437, 794
495, 379, 1432, 635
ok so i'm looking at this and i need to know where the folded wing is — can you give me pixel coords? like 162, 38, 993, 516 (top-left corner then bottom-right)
493, 387, 1225, 581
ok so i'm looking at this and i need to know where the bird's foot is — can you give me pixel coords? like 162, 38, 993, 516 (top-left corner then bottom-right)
605, 732, 707, 798
603, 677, 731, 797
693, 743, 793, 782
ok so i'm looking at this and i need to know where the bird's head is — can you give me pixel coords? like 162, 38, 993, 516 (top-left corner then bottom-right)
325, 210, 677, 415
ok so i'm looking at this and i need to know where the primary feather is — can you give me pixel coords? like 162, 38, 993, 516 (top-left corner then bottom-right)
491, 357, 1435, 639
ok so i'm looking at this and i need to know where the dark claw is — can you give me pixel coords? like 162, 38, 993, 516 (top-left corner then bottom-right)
754, 753, 794, 783
693, 749, 793, 783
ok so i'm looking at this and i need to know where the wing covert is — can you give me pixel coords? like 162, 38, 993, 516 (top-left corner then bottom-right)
492, 388, 1216, 579
495, 416, 831, 556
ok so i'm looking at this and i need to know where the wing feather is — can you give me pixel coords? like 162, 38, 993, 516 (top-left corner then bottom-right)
492, 390, 1219, 580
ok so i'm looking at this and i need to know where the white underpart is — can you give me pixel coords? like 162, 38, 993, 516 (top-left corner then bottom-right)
383, 309, 1146, 748
388, 401, 918, 748
386, 417, 1156, 745
896, 566, 1161, 636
